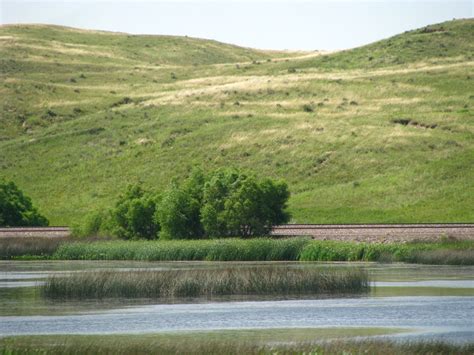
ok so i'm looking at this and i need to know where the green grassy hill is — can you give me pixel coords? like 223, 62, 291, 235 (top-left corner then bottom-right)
1, 20, 473, 225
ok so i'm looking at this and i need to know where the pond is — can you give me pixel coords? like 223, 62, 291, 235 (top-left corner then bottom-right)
0, 261, 473, 343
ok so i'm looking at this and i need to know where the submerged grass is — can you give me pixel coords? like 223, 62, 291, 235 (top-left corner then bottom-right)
42, 266, 369, 299
0, 334, 472, 355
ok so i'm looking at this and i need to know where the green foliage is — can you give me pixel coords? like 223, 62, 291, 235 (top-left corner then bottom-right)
299, 239, 474, 264
3, 236, 473, 264
76, 168, 289, 239
157, 169, 206, 239
71, 211, 109, 238
201, 169, 290, 237
52, 238, 310, 261
0, 180, 48, 227
110, 184, 160, 240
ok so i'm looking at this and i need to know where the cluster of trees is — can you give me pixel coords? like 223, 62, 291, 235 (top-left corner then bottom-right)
81, 168, 290, 239
0, 180, 49, 227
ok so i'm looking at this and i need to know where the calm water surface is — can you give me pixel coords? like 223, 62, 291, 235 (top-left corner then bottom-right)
0, 261, 473, 343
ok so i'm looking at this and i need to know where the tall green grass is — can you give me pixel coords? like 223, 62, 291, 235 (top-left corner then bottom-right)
52, 238, 310, 261
42, 266, 369, 299
3, 236, 472, 265
299, 239, 474, 264
402, 249, 474, 265
51, 238, 474, 264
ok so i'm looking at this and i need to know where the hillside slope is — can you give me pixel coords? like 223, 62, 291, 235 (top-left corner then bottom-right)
0, 20, 473, 225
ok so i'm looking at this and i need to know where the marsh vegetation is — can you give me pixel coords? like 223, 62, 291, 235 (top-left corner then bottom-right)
1, 335, 473, 355
2, 237, 473, 265
0, 237, 67, 259
42, 266, 369, 299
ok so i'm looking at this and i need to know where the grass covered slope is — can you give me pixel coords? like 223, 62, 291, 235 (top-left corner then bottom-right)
0, 20, 473, 224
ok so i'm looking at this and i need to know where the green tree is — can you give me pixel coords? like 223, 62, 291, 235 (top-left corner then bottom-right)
201, 169, 290, 237
157, 169, 206, 239
111, 184, 160, 239
200, 169, 238, 237
0, 180, 49, 227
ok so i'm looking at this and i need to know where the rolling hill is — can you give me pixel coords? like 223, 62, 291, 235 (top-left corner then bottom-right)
0, 20, 473, 225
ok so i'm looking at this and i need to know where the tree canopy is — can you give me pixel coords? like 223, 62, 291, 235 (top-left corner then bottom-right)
81, 168, 290, 239
0, 180, 49, 227
110, 184, 160, 240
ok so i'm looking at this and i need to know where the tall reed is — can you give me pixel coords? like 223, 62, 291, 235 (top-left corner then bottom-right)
0, 237, 67, 259
403, 249, 474, 265
4, 236, 473, 265
52, 238, 310, 261
42, 266, 369, 299
298, 239, 474, 264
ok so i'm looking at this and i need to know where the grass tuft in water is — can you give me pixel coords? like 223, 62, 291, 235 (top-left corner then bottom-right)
42, 266, 369, 299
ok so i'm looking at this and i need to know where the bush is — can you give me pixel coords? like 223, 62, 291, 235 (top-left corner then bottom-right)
157, 169, 205, 239
75, 168, 290, 239
110, 184, 160, 240
201, 169, 290, 237
71, 211, 109, 238
0, 180, 48, 227
302, 104, 314, 112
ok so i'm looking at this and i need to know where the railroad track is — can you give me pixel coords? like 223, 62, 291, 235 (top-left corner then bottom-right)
1, 224, 473, 242
272, 223, 474, 242
0, 227, 71, 238
273, 223, 474, 230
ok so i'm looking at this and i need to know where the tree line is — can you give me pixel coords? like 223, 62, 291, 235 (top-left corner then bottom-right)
77, 168, 290, 239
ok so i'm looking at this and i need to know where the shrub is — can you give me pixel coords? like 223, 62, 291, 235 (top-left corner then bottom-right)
201, 169, 290, 237
71, 211, 108, 238
158, 169, 206, 239
76, 168, 290, 239
111, 97, 133, 107
302, 104, 314, 112
0, 180, 48, 227
110, 184, 160, 239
